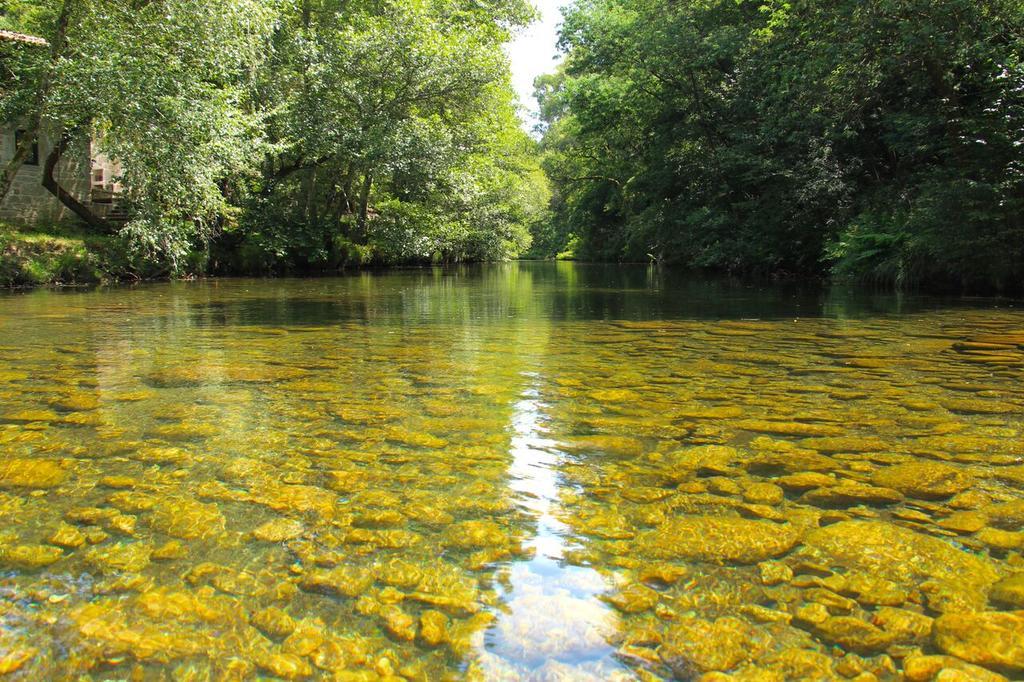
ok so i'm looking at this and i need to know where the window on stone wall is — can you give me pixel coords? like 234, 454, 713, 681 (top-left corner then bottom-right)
15, 130, 39, 166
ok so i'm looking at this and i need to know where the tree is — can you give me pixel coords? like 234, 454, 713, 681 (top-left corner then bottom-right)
1, 0, 548, 273
539, 0, 1024, 290
0, 0, 69, 204
240, 0, 543, 269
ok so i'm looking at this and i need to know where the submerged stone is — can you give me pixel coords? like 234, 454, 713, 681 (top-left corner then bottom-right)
985, 500, 1024, 526
300, 565, 374, 598
939, 511, 988, 533
106, 513, 137, 536
50, 393, 100, 411
800, 436, 887, 453
258, 653, 312, 680
801, 521, 1000, 613
665, 445, 739, 477
84, 542, 153, 574
443, 520, 510, 548
775, 472, 836, 491
871, 606, 933, 645
576, 509, 635, 540
137, 587, 229, 624
253, 517, 304, 542
736, 420, 844, 437
637, 562, 689, 585
742, 482, 784, 506
99, 476, 138, 489
659, 616, 770, 674
0, 543, 63, 569
131, 446, 192, 465
405, 503, 454, 526
0, 647, 36, 674
933, 611, 1024, 672
603, 583, 659, 613
380, 604, 416, 641
0, 458, 66, 489
71, 600, 202, 661
403, 563, 481, 616
941, 398, 1016, 415
760, 648, 837, 681
2, 409, 59, 423
746, 450, 838, 474
353, 509, 405, 527
151, 540, 186, 561
990, 574, 1024, 609
800, 482, 903, 507
620, 486, 675, 504
992, 465, 1024, 488
418, 610, 450, 647
639, 517, 801, 564
282, 618, 326, 656
872, 462, 975, 499
804, 587, 857, 613
255, 483, 336, 517
839, 573, 909, 607
65, 506, 118, 525
802, 614, 896, 654
344, 527, 421, 549
758, 560, 793, 586
107, 491, 159, 513
590, 388, 641, 402
903, 655, 1009, 682
49, 523, 86, 549
149, 499, 225, 540
978, 527, 1024, 550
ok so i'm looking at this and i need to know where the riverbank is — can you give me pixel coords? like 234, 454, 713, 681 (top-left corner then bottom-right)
0, 221, 497, 288
4, 221, 1022, 296
0, 222, 154, 287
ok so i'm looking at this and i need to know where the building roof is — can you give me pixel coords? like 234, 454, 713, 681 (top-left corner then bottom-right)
0, 30, 48, 47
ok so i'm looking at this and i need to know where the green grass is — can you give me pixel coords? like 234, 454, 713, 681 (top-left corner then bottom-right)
0, 221, 119, 287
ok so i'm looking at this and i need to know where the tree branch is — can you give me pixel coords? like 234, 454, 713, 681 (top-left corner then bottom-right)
42, 130, 115, 234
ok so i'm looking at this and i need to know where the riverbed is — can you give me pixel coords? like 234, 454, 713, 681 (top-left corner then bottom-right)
0, 263, 1022, 680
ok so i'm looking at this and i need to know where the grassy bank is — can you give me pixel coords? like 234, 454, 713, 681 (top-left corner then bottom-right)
0, 220, 506, 289
0, 222, 155, 287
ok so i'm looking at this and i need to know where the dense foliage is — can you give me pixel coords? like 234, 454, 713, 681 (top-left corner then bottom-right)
1, 0, 546, 274
538, 0, 1024, 290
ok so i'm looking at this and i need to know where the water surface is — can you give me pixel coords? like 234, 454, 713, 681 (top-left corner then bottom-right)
0, 263, 1023, 680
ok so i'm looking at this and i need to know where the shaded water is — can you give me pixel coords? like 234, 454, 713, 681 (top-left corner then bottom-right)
0, 262, 1023, 681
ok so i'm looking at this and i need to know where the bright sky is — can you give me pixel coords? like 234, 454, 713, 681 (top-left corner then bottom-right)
505, 0, 565, 130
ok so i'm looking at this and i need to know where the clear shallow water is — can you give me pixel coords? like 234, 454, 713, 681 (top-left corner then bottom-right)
0, 263, 1022, 681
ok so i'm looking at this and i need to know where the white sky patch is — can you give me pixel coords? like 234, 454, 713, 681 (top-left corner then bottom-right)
505, 0, 565, 130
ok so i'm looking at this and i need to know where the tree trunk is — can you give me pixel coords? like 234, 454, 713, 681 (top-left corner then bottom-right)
0, 0, 73, 204
339, 163, 354, 216
356, 170, 372, 239
42, 131, 113, 233
331, 188, 346, 230
305, 165, 318, 226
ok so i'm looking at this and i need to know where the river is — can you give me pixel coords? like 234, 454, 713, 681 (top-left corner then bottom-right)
0, 262, 1022, 680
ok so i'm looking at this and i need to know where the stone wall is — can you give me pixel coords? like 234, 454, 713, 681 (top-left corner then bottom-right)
0, 128, 92, 225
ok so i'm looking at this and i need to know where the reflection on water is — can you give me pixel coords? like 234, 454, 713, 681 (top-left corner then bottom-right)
0, 263, 1022, 681
479, 382, 628, 680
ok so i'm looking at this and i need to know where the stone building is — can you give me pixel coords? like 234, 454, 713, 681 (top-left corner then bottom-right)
0, 29, 121, 226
